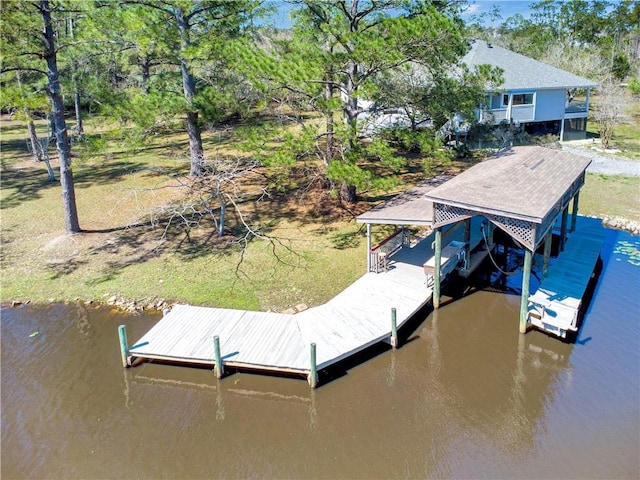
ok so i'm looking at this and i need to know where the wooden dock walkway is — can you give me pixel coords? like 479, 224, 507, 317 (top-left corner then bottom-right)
527, 216, 607, 338
128, 240, 435, 378
127, 222, 486, 382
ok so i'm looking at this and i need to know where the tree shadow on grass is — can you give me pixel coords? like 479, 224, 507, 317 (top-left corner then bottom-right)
1, 137, 31, 154
80, 216, 247, 287
0, 122, 31, 138
46, 258, 90, 279
73, 159, 158, 188
0, 159, 59, 208
1, 156, 156, 208
330, 229, 364, 250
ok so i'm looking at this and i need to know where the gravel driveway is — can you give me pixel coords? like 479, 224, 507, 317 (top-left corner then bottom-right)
560, 143, 640, 176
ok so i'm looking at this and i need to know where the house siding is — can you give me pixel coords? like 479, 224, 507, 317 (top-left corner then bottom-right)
533, 89, 566, 122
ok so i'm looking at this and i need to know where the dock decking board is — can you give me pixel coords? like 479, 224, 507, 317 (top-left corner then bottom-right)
129, 218, 490, 378
129, 216, 603, 380
528, 216, 606, 334
129, 226, 458, 376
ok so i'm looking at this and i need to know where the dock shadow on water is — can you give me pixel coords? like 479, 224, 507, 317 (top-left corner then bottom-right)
2, 229, 639, 479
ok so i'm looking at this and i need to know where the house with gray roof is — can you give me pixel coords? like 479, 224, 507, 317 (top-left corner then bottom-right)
463, 40, 598, 140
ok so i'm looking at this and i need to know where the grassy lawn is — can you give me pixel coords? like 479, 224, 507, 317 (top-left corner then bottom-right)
587, 90, 640, 160
580, 174, 640, 222
1, 108, 638, 309
0, 114, 414, 309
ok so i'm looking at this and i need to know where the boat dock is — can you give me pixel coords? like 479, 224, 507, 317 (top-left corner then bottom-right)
527, 216, 606, 338
123, 222, 485, 386
119, 147, 608, 387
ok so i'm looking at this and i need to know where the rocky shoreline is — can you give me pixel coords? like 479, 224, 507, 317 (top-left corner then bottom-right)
9, 295, 173, 314
6, 215, 638, 312
602, 216, 640, 235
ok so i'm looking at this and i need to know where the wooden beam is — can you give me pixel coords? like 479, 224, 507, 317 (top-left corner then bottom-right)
571, 192, 580, 232
487, 221, 494, 246
213, 335, 223, 378
308, 343, 318, 388
391, 307, 398, 349
519, 249, 533, 334
560, 206, 569, 252
543, 230, 552, 279
366, 223, 372, 272
118, 325, 130, 368
463, 218, 471, 270
434, 228, 442, 309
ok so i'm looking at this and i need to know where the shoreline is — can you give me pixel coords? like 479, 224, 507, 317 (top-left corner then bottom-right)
4, 214, 638, 312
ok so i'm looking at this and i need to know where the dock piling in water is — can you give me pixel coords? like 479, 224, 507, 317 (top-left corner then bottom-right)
433, 228, 442, 309
213, 335, 224, 378
309, 343, 318, 388
118, 325, 130, 368
519, 250, 533, 334
391, 307, 398, 349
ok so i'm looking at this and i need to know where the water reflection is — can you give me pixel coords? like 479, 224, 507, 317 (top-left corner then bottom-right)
2, 230, 639, 479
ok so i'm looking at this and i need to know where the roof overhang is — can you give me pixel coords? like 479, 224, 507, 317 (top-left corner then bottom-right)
356, 175, 452, 226
424, 146, 590, 251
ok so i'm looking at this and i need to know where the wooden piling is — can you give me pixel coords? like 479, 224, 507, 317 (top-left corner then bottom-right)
560, 206, 568, 252
543, 230, 552, 278
463, 218, 471, 270
366, 224, 372, 273
118, 325, 130, 368
571, 192, 580, 232
213, 335, 224, 378
433, 228, 442, 309
308, 343, 318, 388
519, 249, 533, 334
391, 307, 398, 349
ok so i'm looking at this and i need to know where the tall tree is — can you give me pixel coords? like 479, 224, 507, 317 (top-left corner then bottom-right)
1, 0, 81, 233
92, 0, 260, 176
247, 0, 469, 203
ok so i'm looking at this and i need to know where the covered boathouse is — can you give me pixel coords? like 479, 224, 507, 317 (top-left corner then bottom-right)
421, 145, 604, 337
358, 145, 605, 339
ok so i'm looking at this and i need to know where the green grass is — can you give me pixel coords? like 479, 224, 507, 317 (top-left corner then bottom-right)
587, 91, 640, 159
579, 173, 640, 223
1, 110, 638, 309
0, 115, 369, 309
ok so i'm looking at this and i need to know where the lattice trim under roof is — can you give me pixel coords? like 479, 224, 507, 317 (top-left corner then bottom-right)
426, 146, 590, 250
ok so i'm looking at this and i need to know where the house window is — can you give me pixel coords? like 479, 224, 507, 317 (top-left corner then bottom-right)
486, 94, 502, 109
512, 93, 534, 106
502, 94, 509, 107
565, 118, 586, 131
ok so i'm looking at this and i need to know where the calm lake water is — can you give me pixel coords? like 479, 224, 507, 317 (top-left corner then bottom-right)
2, 228, 639, 479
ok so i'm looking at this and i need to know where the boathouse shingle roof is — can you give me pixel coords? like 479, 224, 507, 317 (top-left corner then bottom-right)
463, 41, 598, 91
424, 146, 591, 223
356, 175, 451, 225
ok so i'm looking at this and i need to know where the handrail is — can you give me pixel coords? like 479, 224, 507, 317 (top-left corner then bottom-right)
371, 228, 404, 252
369, 228, 410, 273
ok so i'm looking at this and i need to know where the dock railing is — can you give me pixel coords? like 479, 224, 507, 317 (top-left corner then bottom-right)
369, 228, 410, 273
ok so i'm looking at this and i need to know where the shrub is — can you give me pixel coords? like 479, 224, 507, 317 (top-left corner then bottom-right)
628, 77, 640, 97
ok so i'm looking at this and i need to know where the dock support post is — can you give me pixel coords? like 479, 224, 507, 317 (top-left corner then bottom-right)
484, 220, 494, 247
463, 218, 471, 270
560, 206, 568, 252
519, 249, 533, 334
571, 192, 580, 232
391, 307, 398, 349
434, 228, 442, 309
213, 335, 224, 378
543, 231, 552, 278
118, 325, 130, 368
308, 343, 318, 388
366, 224, 372, 273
